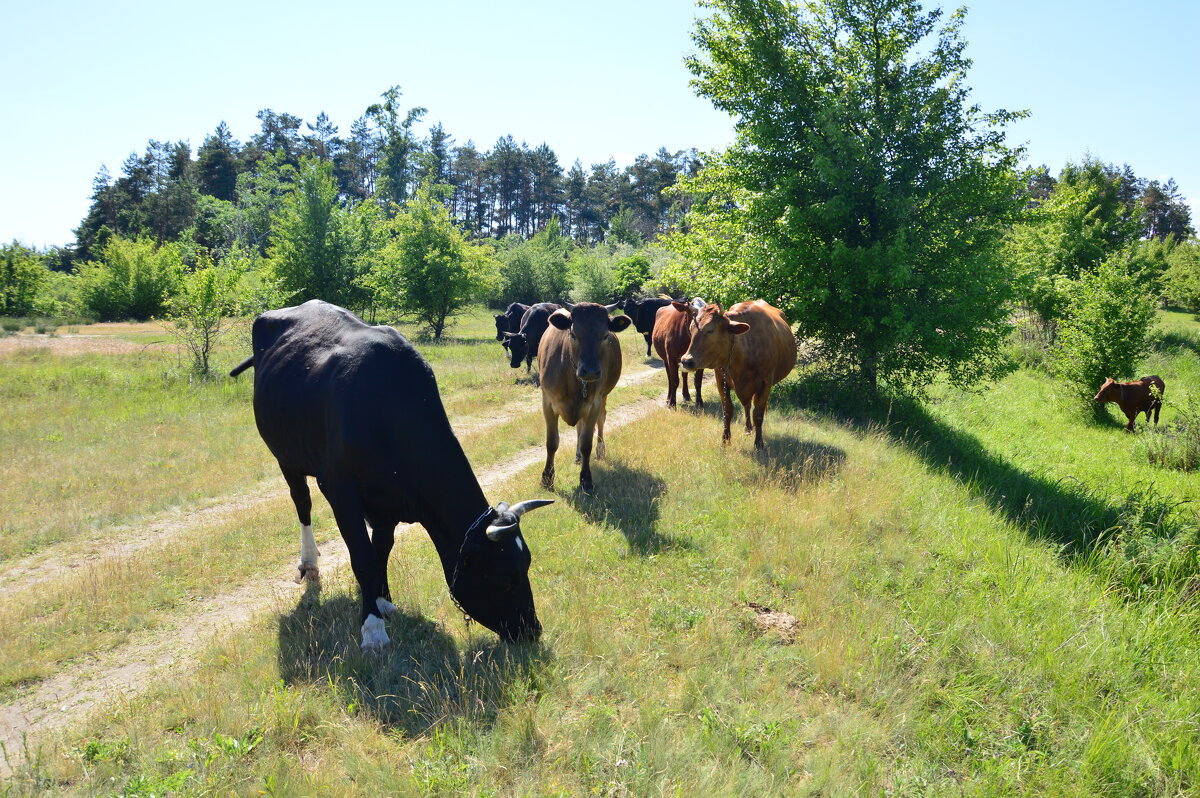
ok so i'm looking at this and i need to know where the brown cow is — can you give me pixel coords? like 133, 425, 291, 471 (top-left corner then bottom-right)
1094, 375, 1165, 432
653, 302, 704, 408
538, 302, 632, 491
680, 300, 797, 449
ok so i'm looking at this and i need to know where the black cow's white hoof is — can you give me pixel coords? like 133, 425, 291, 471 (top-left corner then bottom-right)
360, 615, 390, 651
294, 563, 320, 584
376, 597, 398, 617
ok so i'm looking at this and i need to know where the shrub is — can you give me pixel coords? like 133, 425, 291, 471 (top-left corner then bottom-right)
1051, 260, 1156, 405
77, 236, 183, 321
164, 255, 241, 376
569, 247, 616, 302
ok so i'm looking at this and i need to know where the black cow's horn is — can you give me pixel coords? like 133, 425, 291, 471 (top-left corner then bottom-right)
563, 302, 575, 311
604, 303, 619, 312
485, 499, 554, 541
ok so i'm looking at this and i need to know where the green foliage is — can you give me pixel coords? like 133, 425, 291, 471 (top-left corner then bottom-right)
569, 247, 617, 302
496, 219, 573, 306
77, 236, 183, 321
267, 158, 369, 311
0, 242, 50, 317
606, 206, 643, 246
1051, 261, 1157, 403
365, 182, 498, 337
613, 253, 653, 297
1143, 394, 1200, 472
1160, 238, 1200, 311
165, 255, 241, 375
674, 0, 1026, 392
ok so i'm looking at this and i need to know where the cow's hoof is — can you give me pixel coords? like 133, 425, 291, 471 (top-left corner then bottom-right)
541, 471, 555, 490
574, 450, 583, 464
360, 615, 390, 651
376, 597, 398, 617
295, 563, 320, 584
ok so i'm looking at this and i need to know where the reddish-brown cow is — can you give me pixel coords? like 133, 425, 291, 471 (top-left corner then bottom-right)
1094, 375, 1165, 432
538, 303, 631, 491
653, 302, 704, 409
680, 300, 797, 449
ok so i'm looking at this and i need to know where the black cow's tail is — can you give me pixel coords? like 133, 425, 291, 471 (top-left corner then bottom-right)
229, 356, 254, 377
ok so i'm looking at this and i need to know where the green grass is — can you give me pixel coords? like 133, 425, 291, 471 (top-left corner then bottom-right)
10, 308, 1200, 795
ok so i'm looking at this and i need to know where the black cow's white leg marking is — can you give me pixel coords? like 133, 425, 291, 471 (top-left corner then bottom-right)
295, 523, 320, 583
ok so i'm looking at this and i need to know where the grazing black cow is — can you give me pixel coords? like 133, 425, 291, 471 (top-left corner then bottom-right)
504, 302, 561, 372
620, 296, 676, 357
494, 302, 529, 342
230, 300, 552, 650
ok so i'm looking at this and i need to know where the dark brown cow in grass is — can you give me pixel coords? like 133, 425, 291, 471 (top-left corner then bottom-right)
680, 300, 797, 449
1094, 375, 1165, 432
653, 301, 704, 408
538, 303, 631, 491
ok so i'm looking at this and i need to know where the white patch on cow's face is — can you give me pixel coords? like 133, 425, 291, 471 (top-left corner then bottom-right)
376, 597, 397, 616
360, 614, 390, 651
514, 535, 525, 552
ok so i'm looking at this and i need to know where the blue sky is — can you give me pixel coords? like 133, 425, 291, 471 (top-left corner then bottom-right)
1, 0, 1196, 248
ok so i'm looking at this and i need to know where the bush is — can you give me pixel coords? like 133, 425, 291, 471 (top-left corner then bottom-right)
1160, 238, 1200, 311
164, 255, 241, 376
569, 247, 616, 302
77, 236, 183, 321
1, 242, 49, 317
613, 253, 653, 297
1051, 260, 1156, 405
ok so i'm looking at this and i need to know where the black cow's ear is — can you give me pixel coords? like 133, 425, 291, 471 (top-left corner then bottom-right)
609, 315, 633, 332
548, 312, 573, 330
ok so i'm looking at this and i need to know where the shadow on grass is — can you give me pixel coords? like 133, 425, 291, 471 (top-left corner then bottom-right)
774, 371, 1121, 555
277, 581, 549, 738
564, 460, 694, 556
1154, 331, 1200, 357
746, 433, 846, 492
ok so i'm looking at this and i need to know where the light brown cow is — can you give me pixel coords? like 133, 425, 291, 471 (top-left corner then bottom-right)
680, 300, 797, 449
538, 302, 632, 491
653, 302, 704, 409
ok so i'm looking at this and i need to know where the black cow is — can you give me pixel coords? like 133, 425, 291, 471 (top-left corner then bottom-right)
494, 302, 529, 343
620, 297, 676, 357
230, 300, 552, 650
504, 302, 561, 372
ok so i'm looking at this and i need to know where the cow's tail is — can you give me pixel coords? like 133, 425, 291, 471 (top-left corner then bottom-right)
229, 356, 254, 378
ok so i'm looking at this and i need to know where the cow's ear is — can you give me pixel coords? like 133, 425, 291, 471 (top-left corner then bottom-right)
729, 321, 751, 335
548, 312, 573, 330
670, 301, 689, 313
609, 315, 633, 332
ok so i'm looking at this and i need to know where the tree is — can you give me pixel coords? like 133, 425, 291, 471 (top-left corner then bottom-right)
367, 182, 498, 338
197, 122, 241, 202
368, 86, 426, 207
164, 254, 240, 376
268, 159, 367, 310
672, 0, 1026, 392
1142, 178, 1194, 242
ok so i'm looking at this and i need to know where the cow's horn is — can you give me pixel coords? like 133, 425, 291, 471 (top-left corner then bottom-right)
563, 302, 575, 311
485, 499, 553, 540
604, 303, 619, 312
510, 499, 554, 517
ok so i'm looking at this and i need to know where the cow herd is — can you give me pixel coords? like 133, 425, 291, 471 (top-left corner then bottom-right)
231, 299, 1172, 653
232, 296, 800, 652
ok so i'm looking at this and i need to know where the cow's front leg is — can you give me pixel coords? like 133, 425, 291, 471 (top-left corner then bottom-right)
542, 398, 559, 489
716, 368, 734, 443
281, 467, 320, 583
694, 369, 704, 408
371, 523, 398, 616
595, 402, 608, 460
325, 482, 389, 651
577, 418, 597, 492
751, 389, 771, 450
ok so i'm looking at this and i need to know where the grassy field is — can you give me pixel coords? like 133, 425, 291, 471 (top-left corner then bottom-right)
5, 307, 1200, 795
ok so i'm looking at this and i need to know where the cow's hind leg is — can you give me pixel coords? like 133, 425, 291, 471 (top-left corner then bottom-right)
370, 522, 398, 616
596, 402, 607, 460
281, 466, 320, 583
542, 397, 559, 489
694, 369, 704, 408
751, 389, 771, 450
324, 481, 389, 651
666, 357, 680, 408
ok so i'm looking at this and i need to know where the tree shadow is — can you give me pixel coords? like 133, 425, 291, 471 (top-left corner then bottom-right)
563, 460, 694, 556
277, 581, 550, 738
773, 372, 1123, 555
1153, 331, 1200, 358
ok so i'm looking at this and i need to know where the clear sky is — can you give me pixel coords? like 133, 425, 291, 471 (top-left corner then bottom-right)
1, 0, 1196, 249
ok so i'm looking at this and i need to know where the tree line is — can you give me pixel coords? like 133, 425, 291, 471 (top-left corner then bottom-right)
66, 86, 699, 267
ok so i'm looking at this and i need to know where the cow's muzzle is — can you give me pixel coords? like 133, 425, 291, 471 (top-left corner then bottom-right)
680, 355, 697, 372
576, 367, 601, 383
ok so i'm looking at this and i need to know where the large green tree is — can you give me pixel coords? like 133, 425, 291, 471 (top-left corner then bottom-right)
672, 0, 1026, 392
268, 159, 367, 310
